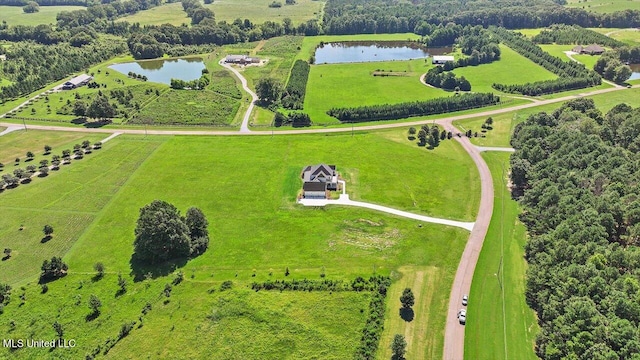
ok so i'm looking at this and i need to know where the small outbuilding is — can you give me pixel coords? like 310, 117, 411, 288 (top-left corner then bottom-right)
432, 55, 455, 65
62, 74, 93, 90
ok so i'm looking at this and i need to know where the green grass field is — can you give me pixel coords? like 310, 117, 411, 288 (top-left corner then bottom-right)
464, 152, 538, 360
0, 5, 85, 26
304, 59, 446, 124
516, 29, 544, 38
0, 129, 105, 166
566, 0, 640, 13
0, 129, 476, 358
119, 0, 325, 26
453, 45, 558, 94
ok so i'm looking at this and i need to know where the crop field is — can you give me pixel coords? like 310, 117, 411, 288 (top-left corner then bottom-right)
452, 45, 558, 94
0, 5, 85, 26
119, 0, 325, 26
464, 152, 538, 360
0, 129, 476, 358
134, 89, 240, 125
566, 0, 640, 13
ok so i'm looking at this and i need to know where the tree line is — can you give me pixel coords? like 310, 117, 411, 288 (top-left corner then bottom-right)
327, 93, 499, 122
510, 99, 640, 359
532, 24, 626, 48
281, 59, 310, 110
491, 27, 601, 95
322, 0, 640, 35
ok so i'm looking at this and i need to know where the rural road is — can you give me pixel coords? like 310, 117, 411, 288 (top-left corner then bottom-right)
441, 120, 494, 360
219, 60, 257, 133
299, 194, 475, 231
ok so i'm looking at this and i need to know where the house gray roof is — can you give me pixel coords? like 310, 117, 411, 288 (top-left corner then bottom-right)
302, 164, 336, 182
584, 44, 604, 53
303, 182, 326, 191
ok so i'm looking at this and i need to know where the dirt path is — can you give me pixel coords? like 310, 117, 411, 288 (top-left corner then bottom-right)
218, 60, 257, 133
605, 28, 639, 37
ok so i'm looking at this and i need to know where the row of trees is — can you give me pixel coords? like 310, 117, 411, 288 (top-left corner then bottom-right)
55, 0, 162, 28
424, 66, 471, 91
511, 99, 640, 359
322, 0, 640, 35
181, 0, 214, 25
491, 27, 601, 95
532, 24, 625, 48
327, 93, 499, 122
281, 60, 310, 110
273, 111, 311, 127
0, 23, 99, 45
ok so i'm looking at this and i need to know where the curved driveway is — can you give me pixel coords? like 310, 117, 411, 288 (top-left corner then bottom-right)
219, 60, 257, 133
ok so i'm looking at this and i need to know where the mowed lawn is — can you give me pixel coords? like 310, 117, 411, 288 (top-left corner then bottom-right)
465, 152, 538, 360
305, 59, 447, 124
0, 130, 474, 359
0, 129, 104, 165
0, 5, 85, 26
0, 137, 163, 285
119, 0, 325, 26
453, 44, 558, 94
566, 0, 640, 13
539, 44, 602, 69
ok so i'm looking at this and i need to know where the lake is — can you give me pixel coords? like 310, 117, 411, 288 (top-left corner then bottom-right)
108, 58, 205, 85
629, 63, 640, 81
314, 41, 452, 64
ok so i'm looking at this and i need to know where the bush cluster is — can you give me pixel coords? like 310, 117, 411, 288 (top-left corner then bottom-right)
424, 66, 471, 91
273, 111, 312, 127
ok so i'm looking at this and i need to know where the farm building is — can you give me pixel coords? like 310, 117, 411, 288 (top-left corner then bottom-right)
225, 54, 260, 65
572, 44, 605, 55
62, 74, 93, 90
432, 55, 455, 65
301, 164, 338, 199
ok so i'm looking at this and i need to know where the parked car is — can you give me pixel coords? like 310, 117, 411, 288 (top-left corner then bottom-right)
462, 294, 468, 306
457, 309, 467, 324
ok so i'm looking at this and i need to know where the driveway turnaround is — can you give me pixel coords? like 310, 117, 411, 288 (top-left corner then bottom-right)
298, 194, 475, 231
0, 125, 23, 137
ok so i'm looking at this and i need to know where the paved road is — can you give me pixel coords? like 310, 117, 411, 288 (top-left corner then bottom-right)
299, 194, 475, 231
440, 121, 495, 360
219, 60, 257, 133
0, 125, 22, 137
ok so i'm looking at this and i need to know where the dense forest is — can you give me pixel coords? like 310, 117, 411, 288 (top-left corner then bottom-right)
532, 24, 625, 48
511, 99, 640, 359
323, 0, 640, 35
491, 27, 601, 95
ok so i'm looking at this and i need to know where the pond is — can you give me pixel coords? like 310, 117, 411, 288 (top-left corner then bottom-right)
108, 58, 206, 85
629, 63, 640, 81
314, 41, 452, 64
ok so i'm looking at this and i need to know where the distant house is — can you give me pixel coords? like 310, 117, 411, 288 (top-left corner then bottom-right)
301, 164, 338, 199
62, 74, 93, 90
225, 54, 260, 65
432, 55, 455, 65
572, 44, 605, 55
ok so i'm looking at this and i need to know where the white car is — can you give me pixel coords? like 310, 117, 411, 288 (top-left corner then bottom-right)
462, 294, 468, 306
457, 309, 467, 324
